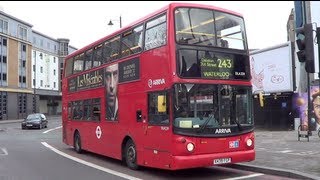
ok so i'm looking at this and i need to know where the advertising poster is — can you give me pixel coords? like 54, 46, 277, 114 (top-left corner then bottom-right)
293, 86, 320, 131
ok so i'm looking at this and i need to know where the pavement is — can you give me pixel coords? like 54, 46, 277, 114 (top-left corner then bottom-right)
1, 119, 319, 179
228, 129, 320, 180
0, 119, 24, 124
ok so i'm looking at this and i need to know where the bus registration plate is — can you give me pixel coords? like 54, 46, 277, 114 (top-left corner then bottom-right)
213, 158, 231, 165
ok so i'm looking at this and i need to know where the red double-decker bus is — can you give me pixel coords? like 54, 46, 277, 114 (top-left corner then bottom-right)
62, 2, 254, 170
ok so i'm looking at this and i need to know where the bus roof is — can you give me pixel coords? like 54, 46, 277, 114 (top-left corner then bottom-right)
65, 2, 243, 60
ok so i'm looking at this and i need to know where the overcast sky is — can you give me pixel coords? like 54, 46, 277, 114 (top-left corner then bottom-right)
1, 1, 294, 50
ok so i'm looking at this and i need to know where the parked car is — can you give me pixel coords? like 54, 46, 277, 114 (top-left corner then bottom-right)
21, 113, 48, 129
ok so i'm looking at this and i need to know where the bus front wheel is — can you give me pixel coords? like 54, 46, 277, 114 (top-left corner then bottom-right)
74, 132, 82, 154
125, 139, 139, 170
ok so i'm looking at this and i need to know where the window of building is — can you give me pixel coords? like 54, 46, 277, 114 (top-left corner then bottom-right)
39, 53, 43, 59
22, 60, 26, 68
60, 42, 68, 56
22, 44, 26, 52
40, 80, 43, 87
54, 69, 56, 75
54, 82, 56, 88
40, 67, 43, 73
2, 56, 7, 63
18, 76, 26, 83
33, 79, 35, 86
33, 65, 35, 72
53, 57, 56, 63
19, 26, 27, 40
2, 73, 6, 81
0, 19, 8, 34
32, 51, 36, 60
2, 38, 7, 46
0, 73, 4, 86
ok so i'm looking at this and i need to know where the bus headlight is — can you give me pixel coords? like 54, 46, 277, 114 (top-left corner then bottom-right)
186, 143, 195, 152
246, 138, 253, 147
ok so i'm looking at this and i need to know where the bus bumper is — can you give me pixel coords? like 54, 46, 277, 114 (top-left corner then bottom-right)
170, 150, 255, 170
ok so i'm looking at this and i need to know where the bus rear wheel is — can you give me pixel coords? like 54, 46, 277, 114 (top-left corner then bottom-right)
125, 139, 139, 170
74, 132, 82, 154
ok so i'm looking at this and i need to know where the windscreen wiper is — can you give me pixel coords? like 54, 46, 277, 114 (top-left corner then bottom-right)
197, 114, 214, 133
233, 118, 242, 131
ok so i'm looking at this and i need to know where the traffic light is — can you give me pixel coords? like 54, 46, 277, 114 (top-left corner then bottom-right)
296, 23, 315, 73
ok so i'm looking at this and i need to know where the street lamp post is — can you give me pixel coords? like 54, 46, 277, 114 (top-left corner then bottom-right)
108, 16, 122, 28
33, 57, 36, 113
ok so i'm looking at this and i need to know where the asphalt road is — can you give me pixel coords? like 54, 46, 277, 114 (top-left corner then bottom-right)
0, 117, 297, 180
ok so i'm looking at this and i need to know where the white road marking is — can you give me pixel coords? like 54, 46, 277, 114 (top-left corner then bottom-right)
0, 148, 8, 155
280, 150, 293, 153
43, 126, 62, 134
256, 148, 320, 156
41, 142, 142, 180
221, 173, 264, 180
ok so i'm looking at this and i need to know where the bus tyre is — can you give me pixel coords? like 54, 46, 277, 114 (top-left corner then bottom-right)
74, 132, 82, 154
125, 139, 139, 170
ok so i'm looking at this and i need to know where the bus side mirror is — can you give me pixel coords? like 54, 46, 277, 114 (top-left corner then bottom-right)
136, 110, 142, 122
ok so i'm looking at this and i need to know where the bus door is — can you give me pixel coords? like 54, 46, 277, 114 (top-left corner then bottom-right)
144, 91, 171, 167
63, 102, 72, 144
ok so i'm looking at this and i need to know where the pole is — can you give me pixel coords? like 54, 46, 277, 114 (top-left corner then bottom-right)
317, 27, 320, 97
33, 57, 36, 113
307, 73, 312, 136
119, 16, 122, 28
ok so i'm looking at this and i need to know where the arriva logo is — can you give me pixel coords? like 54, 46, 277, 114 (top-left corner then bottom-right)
148, 78, 165, 88
215, 128, 231, 134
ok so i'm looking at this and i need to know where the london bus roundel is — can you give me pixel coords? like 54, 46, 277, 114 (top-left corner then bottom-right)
95, 126, 102, 139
